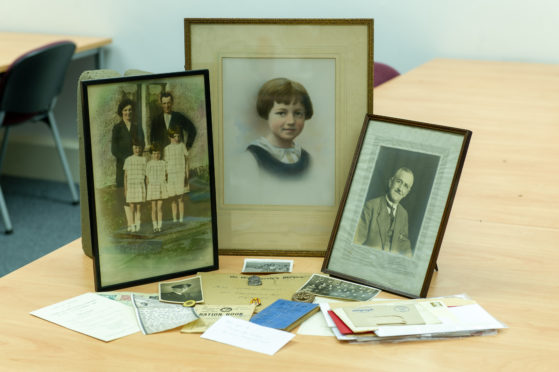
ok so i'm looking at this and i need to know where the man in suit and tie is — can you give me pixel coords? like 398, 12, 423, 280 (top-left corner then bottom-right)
149, 92, 197, 150
354, 167, 414, 258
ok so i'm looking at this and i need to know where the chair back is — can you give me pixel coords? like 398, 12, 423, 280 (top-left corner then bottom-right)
0, 41, 76, 115
374, 62, 400, 87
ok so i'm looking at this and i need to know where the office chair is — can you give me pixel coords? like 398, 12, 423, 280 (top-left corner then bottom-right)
374, 62, 400, 87
0, 41, 79, 234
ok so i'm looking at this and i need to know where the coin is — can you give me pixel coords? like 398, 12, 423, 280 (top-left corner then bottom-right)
292, 291, 315, 303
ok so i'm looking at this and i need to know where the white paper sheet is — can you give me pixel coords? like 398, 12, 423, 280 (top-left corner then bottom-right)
132, 294, 199, 335
201, 315, 295, 355
30, 292, 140, 342
297, 297, 341, 336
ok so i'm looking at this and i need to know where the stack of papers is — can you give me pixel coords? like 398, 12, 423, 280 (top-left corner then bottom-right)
319, 294, 506, 343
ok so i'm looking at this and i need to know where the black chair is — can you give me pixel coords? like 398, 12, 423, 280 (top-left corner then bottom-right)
0, 41, 79, 233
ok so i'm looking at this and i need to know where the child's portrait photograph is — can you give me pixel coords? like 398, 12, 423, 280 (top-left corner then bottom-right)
222, 57, 336, 206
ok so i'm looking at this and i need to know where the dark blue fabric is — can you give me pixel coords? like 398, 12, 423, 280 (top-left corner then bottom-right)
246, 145, 310, 177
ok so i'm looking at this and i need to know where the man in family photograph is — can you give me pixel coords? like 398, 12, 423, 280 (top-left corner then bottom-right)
354, 167, 414, 258
150, 91, 197, 150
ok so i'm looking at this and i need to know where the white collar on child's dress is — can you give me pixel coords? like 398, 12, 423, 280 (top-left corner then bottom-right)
250, 137, 302, 164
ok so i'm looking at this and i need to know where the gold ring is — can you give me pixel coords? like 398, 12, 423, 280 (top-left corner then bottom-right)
182, 300, 196, 307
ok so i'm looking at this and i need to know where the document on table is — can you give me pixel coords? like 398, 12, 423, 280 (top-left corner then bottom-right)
132, 294, 199, 335
201, 316, 295, 355
374, 301, 507, 337
30, 292, 139, 342
297, 296, 342, 336
199, 272, 311, 311
181, 304, 256, 333
332, 302, 429, 333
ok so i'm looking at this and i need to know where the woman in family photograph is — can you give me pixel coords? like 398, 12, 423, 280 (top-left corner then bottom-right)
110, 97, 145, 230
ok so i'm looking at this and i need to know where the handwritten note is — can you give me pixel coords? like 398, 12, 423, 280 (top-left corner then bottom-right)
201, 316, 295, 355
30, 292, 139, 342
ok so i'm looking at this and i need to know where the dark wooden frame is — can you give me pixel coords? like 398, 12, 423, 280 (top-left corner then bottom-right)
81, 70, 218, 291
322, 114, 471, 298
185, 18, 374, 256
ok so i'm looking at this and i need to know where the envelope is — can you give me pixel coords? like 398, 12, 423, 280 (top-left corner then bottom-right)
333, 303, 426, 333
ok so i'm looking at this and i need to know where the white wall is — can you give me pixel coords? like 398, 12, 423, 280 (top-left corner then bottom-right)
2, 0, 558, 181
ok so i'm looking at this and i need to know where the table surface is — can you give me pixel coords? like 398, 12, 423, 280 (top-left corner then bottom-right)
2, 58, 558, 371
0, 31, 112, 72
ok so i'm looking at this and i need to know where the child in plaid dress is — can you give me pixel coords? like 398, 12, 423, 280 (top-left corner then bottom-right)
146, 146, 167, 232
123, 142, 146, 232
164, 128, 189, 223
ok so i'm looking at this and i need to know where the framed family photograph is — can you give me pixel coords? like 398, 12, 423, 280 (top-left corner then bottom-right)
81, 70, 218, 291
185, 18, 373, 256
322, 114, 471, 298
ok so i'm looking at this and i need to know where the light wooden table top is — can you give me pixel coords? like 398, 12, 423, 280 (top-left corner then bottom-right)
1, 59, 558, 371
0, 32, 112, 72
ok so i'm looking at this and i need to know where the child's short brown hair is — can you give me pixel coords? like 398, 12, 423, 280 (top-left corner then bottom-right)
131, 136, 143, 148
256, 78, 313, 120
150, 143, 162, 153
167, 127, 181, 138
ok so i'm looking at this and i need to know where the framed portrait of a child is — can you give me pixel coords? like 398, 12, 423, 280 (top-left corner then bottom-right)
185, 18, 373, 256
81, 70, 218, 291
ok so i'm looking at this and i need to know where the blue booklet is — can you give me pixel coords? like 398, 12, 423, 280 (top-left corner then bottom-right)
249, 299, 319, 331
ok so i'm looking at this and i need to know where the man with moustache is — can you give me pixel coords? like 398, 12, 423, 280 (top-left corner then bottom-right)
354, 167, 414, 258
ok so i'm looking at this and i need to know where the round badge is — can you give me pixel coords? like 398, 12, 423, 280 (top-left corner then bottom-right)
291, 291, 316, 303
182, 299, 196, 307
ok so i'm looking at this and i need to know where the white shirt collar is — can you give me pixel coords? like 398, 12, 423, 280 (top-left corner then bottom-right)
385, 196, 398, 214
250, 137, 302, 164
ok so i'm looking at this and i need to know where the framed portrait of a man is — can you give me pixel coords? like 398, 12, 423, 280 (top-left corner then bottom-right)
322, 115, 472, 298
81, 70, 218, 291
185, 18, 373, 256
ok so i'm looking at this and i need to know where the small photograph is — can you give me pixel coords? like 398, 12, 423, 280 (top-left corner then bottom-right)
297, 274, 380, 301
241, 259, 294, 274
159, 276, 203, 304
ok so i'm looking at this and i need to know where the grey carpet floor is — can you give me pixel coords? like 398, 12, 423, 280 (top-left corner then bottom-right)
0, 175, 81, 277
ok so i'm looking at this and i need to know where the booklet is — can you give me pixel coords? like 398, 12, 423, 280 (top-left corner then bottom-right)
250, 299, 319, 331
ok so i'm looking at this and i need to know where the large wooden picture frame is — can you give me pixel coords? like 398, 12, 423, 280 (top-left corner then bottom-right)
185, 18, 373, 256
81, 70, 218, 291
322, 115, 471, 298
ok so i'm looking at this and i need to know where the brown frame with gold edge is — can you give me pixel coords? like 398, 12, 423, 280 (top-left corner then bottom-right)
322, 114, 471, 298
185, 18, 373, 256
